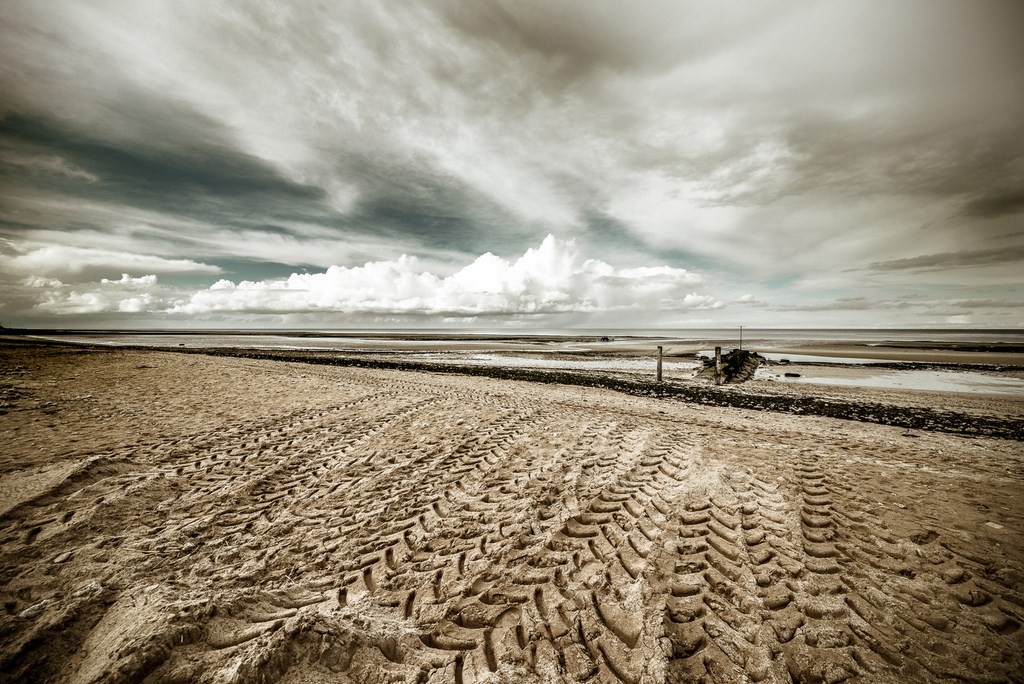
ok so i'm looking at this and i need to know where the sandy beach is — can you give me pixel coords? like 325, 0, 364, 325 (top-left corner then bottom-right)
1, 339, 1023, 683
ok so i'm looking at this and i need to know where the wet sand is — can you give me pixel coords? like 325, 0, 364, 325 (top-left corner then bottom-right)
1, 340, 1022, 683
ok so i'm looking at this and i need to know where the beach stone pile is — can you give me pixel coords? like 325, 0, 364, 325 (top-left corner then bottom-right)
698, 349, 764, 384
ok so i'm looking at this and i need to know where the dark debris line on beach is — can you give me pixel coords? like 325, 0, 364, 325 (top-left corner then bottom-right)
166, 347, 1024, 442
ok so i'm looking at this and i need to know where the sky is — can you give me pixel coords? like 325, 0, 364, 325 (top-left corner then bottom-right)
1, 0, 1022, 330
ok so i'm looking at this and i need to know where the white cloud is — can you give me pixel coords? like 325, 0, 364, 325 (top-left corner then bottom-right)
170, 235, 718, 317
30, 274, 167, 315
101, 273, 158, 287
0, 245, 221, 282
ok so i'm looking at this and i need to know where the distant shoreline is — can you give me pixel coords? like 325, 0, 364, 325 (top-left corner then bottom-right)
5, 337, 1020, 439
5, 326, 1024, 334
9, 328, 1024, 366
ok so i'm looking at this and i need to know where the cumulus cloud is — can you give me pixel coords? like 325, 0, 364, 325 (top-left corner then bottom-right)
28, 273, 166, 315
171, 236, 718, 317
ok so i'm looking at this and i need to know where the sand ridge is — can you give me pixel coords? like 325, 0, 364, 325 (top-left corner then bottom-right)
1, 343, 1022, 683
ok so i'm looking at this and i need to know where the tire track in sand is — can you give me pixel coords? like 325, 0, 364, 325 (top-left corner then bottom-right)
1, 353, 1021, 683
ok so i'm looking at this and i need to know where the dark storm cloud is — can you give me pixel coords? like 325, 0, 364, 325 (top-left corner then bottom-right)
0, 113, 324, 208
773, 297, 908, 313
1, 110, 479, 231
868, 246, 1024, 272
332, 152, 527, 257
436, 0, 788, 87
961, 191, 1024, 219
0, 108, 516, 268
703, 115, 1024, 220
0, 0, 1021, 326
767, 296, 1013, 314
952, 299, 1024, 309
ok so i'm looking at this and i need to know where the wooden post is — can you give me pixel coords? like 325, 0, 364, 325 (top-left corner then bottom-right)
715, 346, 722, 385
656, 346, 663, 382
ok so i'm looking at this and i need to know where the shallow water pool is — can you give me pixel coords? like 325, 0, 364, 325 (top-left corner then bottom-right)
756, 366, 1024, 395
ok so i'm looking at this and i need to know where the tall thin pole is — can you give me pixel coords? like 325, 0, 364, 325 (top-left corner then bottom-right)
739, 325, 744, 351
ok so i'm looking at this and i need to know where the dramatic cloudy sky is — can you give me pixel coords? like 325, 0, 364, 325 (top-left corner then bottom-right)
1, 0, 1022, 329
